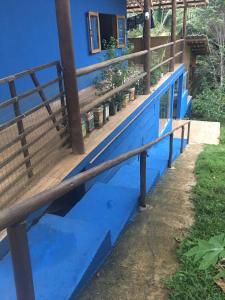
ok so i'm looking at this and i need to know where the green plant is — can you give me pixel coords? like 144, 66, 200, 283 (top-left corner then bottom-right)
192, 86, 225, 122
95, 37, 142, 97
166, 126, 225, 299
185, 234, 225, 270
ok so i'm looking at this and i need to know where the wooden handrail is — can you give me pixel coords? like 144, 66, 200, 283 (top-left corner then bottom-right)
0, 120, 190, 231
0, 78, 61, 110
76, 50, 148, 77
150, 42, 174, 52
0, 61, 59, 84
80, 72, 147, 113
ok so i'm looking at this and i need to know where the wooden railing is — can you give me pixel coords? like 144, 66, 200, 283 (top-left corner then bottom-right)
0, 61, 69, 208
76, 40, 185, 113
0, 38, 185, 207
0, 120, 190, 300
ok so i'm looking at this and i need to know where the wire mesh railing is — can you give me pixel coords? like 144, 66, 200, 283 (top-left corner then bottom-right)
0, 61, 70, 208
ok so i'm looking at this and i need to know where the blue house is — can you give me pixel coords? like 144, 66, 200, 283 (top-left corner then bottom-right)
0, 0, 208, 299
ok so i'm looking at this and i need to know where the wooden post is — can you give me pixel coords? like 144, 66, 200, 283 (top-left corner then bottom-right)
55, 0, 85, 154
180, 125, 185, 153
187, 122, 191, 144
182, 3, 187, 63
8, 80, 33, 178
140, 151, 147, 207
168, 133, 174, 168
30, 72, 60, 132
170, 0, 177, 71
56, 62, 67, 124
143, 0, 151, 95
7, 222, 35, 300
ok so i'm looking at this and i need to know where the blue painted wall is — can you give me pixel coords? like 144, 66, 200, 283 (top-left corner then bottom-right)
65, 65, 186, 189
0, 0, 126, 123
0, 0, 126, 93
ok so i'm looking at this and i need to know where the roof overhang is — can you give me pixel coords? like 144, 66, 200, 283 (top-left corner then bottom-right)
186, 35, 210, 55
127, 0, 209, 11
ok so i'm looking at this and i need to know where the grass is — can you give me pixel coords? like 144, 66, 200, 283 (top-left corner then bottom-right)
166, 125, 225, 300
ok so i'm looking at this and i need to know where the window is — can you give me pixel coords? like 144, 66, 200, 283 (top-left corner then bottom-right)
88, 12, 101, 54
99, 14, 115, 49
159, 89, 171, 133
173, 79, 179, 118
88, 12, 126, 53
182, 71, 188, 93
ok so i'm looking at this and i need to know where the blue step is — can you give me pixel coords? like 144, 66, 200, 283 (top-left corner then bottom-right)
0, 214, 111, 300
66, 182, 139, 245
108, 164, 160, 192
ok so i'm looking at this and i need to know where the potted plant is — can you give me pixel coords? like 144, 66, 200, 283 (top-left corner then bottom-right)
109, 98, 118, 115
86, 111, 95, 133
81, 114, 87, 138
103, 102, 110, 123
93, 105, 104, 128
128, 87, 136, 101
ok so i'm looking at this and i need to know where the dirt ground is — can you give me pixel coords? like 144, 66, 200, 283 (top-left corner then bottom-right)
79, 144, 203, 300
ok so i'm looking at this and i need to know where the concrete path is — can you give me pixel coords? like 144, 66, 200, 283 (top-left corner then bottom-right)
79, 120, 220, 300
79, 144, 203, 300
173, 120, 220, 145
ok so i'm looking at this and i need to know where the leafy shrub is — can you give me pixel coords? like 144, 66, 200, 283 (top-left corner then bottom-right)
185, 234, 225, 271
192, 86, 225, 122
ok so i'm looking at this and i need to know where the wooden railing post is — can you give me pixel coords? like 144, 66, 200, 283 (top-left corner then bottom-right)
7, 221, 35, 300
30, 71, 60, 132
182, 3, 187, 63
170, 0, 177, 71
140, 151, 147, 207
56, 62, 67, 124
55, 0, 84, 154
187, 121, 191, 144
180, 125, 185, 153
168, 133, 174, 168
8, 79, 33, 178
143, 0, 151, 94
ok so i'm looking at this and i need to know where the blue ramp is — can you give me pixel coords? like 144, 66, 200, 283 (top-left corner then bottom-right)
108, 164, 160, 191
0, 214, 111, 300
66, 182, 139, 245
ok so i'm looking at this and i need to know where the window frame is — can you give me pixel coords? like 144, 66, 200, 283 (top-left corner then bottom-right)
88, 12, 101, 54
116, 15, 126, 48
159, 88, 171, 134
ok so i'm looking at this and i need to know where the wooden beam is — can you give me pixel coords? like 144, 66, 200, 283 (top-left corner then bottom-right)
7, 222, 35, 300
170, 0, 177, 71
182, 2, 188, 62
143, 0, 151, 94
55, 0, 84, 154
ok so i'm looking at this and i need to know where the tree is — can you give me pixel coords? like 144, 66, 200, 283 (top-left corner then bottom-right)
187, 0, 225, 91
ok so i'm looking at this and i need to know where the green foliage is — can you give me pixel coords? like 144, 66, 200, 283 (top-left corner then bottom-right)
185, 234, 225, 270
187, 1, 225, 94
166, 127, 225, 299
94, 37, 144, 98
192, 86, 225, 122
